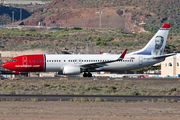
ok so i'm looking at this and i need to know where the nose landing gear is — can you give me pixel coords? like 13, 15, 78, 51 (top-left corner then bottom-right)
83, 72, 92, 77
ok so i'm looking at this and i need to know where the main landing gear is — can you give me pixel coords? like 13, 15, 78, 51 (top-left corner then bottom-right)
83, 72, 92, 77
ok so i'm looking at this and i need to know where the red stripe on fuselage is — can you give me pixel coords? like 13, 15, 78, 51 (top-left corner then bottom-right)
2, 54, 45, 72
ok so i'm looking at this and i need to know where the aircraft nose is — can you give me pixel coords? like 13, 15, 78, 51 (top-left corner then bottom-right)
2, 62, 8, 69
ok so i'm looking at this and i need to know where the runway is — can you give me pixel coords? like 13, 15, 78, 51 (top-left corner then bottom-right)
0, 94, 180, 102
15, 76, 180, 81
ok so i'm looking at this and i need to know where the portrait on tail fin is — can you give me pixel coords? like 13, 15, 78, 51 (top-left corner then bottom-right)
151, 36, 164, 56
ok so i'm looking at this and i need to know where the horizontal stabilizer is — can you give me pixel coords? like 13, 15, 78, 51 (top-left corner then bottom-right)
152, 53, 176, 59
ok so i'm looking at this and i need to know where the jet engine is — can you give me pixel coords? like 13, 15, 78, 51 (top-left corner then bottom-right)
12, 71, 20, 74
63, 66, 81, 75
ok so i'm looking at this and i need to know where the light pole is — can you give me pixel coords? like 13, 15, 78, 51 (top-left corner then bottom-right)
20, 9, 22, 21
60, 20, 61, 28
96, 9, 102, 29
99, 9, 102, 29
86, 40, 91, 54
12, 11, 14, 25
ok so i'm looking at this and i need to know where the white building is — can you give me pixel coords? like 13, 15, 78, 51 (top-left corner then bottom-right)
161, 54, 180, 77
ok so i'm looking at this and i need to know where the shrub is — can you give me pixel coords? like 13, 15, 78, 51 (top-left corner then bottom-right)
9, 91, 16, 94
73, 97, 78, 101
111, 42, 119, 46
72, 27, 82, 30
96, 42, 106, 46
85, 86, 91, 91
95, 98, 101, 102
91, 86, 98, 90
129, 91, 140, 96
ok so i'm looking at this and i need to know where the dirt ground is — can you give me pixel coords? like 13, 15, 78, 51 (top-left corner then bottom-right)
0, 101, 180, 120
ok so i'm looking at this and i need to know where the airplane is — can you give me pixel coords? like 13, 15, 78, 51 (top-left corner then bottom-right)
2, 24, 176, 77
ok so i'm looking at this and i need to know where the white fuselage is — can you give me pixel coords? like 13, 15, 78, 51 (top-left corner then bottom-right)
45, 54, 164, 72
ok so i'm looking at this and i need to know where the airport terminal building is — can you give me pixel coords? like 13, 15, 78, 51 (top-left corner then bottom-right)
161, 54, 180, 77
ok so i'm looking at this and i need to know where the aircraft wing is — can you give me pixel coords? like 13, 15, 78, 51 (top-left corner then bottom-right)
79, 49, 128, 69
152, 53, 176, 59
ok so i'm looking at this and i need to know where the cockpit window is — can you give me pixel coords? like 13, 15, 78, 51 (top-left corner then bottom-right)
9, 60, 16, 62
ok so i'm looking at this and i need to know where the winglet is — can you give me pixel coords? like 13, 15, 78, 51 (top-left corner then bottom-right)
119, 49, 128, 59
161, 24, 170, 29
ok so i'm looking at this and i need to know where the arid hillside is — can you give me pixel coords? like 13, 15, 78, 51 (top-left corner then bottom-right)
19, 0, 180, 33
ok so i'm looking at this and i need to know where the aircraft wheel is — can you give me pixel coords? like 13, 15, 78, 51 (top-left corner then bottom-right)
88, 73, 92, 77
83, 72, 88, 77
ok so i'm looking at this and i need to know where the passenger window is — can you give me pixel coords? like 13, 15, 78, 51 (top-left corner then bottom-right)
59, 60, 61, 62
64, 60, 66, 62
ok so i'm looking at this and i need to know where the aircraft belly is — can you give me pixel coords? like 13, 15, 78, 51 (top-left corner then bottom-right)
102, 62, 133, 71
46, 63, 62, 72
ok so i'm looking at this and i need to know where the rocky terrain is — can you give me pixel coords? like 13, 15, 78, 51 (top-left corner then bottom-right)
17, 0, 180, 34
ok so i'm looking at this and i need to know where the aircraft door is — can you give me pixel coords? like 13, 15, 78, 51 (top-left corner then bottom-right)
22, 57, 27, 66
139, 56, 143, 66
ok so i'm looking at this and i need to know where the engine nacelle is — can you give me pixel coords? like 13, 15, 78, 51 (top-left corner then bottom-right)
63, 66, 81, 75
12, 71, 20, 74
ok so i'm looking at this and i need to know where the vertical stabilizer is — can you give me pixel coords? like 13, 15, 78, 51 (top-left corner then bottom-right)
130, 24, 170, 56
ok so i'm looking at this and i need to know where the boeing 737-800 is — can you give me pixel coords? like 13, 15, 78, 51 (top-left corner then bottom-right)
2, 24, 175, 77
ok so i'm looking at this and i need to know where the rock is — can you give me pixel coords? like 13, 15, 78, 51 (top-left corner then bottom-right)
62, 47, 68, 50
170, 88, 176, 91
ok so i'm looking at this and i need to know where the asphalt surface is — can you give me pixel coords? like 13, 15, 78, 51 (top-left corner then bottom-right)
0, 94, 180, 102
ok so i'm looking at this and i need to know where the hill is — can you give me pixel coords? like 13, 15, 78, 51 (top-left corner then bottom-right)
20, 0, 180, 33
0, 4, 46, 25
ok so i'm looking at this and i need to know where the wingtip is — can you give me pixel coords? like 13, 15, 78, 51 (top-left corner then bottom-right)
161, 24, 170, 28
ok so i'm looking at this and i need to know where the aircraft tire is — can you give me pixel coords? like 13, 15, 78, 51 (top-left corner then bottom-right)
83, 72, 88, 77
88, 73, 92, 77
